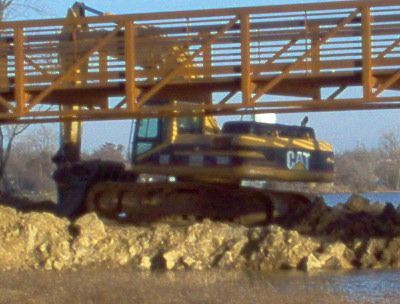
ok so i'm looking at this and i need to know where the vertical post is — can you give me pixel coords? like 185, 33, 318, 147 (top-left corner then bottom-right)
240, 14, 252, 105
60, 105, 82, 162
310, 24, 320, 74
125, 21, 138, 112
203, 37, 212, 79
361, 6, 373, 100
14, 27, 26, 115
0, 44, 8, 92
99, 50, 108, 85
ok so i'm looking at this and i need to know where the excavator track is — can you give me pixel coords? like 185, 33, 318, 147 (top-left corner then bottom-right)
84, 180, 314, 227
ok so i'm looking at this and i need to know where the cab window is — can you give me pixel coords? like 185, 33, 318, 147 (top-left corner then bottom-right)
177, 116, 202, 134
138, 118, 158, 138
133, 118, 161, 160
136, 142, 153, 155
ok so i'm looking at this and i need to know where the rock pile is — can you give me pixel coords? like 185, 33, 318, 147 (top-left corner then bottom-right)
277, 194, 400, 240
0, 194, 399, 272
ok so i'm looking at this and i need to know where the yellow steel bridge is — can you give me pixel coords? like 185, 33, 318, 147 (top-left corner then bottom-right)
0, 0, 399, 124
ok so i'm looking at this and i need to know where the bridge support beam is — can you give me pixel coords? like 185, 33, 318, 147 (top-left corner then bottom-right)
58, 105, 82, 163
362, 6, 373, 100
125, 21, 138, 112
310, 24, 321, 75
14, 27, 26, 115
240, 14, 252, 105
203, 39, 212, 79
0, 47, 9, 94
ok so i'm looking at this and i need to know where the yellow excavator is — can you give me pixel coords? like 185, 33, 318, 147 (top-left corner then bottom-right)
52, 3, 334, 226
53, 104, 334, 226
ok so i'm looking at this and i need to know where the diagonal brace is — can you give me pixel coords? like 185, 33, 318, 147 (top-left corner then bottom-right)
218, 91, 237, 104
252, 8, 360, 103
260, 38, 297, 71
27, 24, 122, 111
0, 95, 13, 111
137, 16, 239, 108
327, 86, 346, 100
25, 55, 50, 76
376, 37, 400, 61
375, 70, 400, 97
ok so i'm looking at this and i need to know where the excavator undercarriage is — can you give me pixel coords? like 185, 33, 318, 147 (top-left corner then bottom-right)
53, 158, 316, 227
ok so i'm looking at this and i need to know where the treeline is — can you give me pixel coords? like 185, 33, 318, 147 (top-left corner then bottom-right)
335, 131, 400, 192
2, 127, 400, 196
4, 127, 126, 196
335, 131, 400, 191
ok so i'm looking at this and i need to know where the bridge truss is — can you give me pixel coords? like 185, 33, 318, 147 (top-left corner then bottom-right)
0, 0, 399, 124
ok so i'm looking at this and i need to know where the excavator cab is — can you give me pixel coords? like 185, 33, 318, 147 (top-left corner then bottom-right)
132, 116, 204, 163
131, 99, 219, 165
132, 118, 166, 163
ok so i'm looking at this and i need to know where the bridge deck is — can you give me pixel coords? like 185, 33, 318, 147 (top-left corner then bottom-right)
0, 0, 399, 123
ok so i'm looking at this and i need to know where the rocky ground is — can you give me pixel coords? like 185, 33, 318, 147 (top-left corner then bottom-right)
0, 194, 399, 272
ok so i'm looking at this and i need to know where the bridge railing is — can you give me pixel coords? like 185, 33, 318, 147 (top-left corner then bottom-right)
0, 0, 399, 123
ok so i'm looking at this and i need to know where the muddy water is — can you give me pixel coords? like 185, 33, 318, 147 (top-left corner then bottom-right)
323, 192, 400, 206
263, 270, 400, 303
0, 269, 398, 304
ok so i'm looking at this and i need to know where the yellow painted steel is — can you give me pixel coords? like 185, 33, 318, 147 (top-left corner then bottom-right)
131, 164, 334, 183
14, 28, 26, 115
133, 112, 333, 184
0, 0, 399, 124
59, 5, 84, 156
176, 150, 266, 158
124, 21, 137, 111
235, 135, 333, 152
204, 116, 219, 134
60, 105, 82, 154
361, 6, 373, 100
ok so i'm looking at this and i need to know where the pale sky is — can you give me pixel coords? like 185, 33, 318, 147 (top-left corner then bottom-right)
9, 0, 400, 153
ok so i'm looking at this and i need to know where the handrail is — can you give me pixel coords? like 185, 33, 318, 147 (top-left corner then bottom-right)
0, 0, 398, 123
1, 0, 400, 28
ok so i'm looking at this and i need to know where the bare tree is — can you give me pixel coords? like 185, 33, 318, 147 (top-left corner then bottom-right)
0, 1, 12, 20
335, 146, 379, 192
7, 126, 57, 193
0, 0, 47, 20
22, 125, 57, 154
376, 130, 400, 190
0, 125, 29, 188
88, 143, 127, 163
0, 0, 47, 190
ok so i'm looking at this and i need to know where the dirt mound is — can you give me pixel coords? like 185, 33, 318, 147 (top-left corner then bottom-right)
277, 194, 400, 240
0, 194, 399, 272
0, 196, 400, 271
